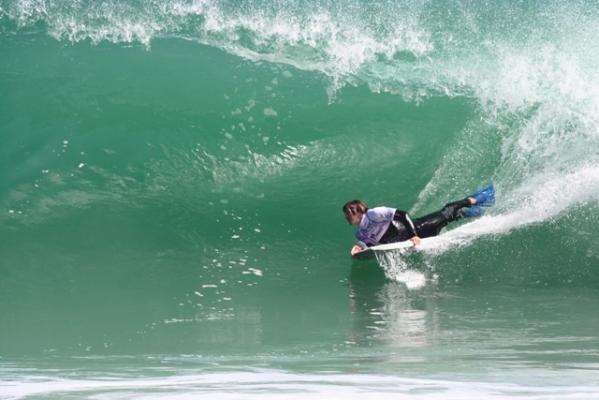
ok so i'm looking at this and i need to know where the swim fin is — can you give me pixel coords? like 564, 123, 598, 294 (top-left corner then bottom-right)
460, 185, 495, 218
461, 205, 485, 218
469, 185, 495, 207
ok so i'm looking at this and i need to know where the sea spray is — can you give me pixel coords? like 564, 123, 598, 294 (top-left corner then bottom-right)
374, 249, 426, 289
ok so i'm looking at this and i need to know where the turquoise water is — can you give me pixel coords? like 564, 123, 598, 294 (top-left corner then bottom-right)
2, 0, 599, 398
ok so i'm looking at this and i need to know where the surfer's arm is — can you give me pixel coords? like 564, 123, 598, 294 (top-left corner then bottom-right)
394, 210, 421, 246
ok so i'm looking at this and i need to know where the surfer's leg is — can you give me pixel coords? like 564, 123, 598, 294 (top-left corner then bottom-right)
440, 198, 471, 222
413, 212, 447, 238
413, 198, 471, 238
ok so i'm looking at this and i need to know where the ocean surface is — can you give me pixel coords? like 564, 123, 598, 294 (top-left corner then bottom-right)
2, 0, 599, 398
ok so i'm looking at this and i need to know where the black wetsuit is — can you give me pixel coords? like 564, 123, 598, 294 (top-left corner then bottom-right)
378, 198, 470, 244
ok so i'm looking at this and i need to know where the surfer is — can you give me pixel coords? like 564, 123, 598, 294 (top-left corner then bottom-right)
343, 186, 495, 256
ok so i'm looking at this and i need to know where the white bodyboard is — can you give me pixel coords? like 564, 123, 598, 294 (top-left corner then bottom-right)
352, 239, 417, 260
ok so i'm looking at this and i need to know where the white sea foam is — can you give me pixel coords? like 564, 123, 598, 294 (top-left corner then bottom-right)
4, 1, 597, 99
2, 369, 599, 400
2, 0, 433, 82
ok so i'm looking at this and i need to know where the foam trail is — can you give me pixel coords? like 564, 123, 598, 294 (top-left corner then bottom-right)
416, 167, 599, 255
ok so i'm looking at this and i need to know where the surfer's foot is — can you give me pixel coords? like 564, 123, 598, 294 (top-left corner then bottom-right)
460, 205, 485, 218
468, 185, 495, 207
459, 185, 495, 219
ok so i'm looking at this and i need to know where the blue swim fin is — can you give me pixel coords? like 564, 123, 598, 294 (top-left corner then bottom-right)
460, 185, 495, 219
469, 185, 495, 207
461, 205, 485, 218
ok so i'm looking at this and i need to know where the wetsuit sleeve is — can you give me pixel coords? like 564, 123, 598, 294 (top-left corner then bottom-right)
393, 210, 418, 237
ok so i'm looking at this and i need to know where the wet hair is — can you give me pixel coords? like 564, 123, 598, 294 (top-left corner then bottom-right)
342, 200, 368, 216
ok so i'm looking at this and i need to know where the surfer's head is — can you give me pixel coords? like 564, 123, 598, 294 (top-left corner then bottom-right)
342, 200, 367, 225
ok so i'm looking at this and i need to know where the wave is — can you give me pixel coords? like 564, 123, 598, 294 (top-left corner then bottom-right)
2, 0, 599, 279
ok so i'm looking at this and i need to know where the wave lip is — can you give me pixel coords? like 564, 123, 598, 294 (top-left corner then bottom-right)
4, 1, 598, 99
1, 0, 433, 77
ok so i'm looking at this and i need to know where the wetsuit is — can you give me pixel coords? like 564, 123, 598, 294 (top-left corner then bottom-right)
355, 199, 470, 246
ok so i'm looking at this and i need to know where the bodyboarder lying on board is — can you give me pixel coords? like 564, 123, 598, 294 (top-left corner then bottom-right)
342, 186, 495, 257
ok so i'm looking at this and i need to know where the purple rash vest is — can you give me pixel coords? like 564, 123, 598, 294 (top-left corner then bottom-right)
355, 207, 396, 245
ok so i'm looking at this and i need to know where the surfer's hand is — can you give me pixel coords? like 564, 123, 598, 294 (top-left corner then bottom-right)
350, 245, 362, 256
410, 236, 421, 246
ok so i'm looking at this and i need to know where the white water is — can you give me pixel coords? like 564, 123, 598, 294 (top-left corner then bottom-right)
3, 369, 599, 400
